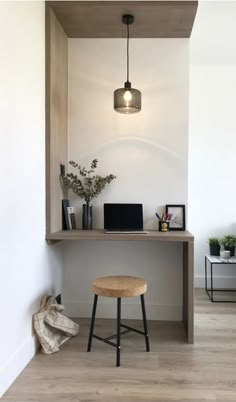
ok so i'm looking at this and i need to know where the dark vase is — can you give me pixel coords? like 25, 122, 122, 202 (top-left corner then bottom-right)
209, 244, 220, 256
82, 204, 93, 230
225, 245, 235, 256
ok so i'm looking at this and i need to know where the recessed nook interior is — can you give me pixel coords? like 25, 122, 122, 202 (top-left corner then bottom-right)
45, 0, 198, 240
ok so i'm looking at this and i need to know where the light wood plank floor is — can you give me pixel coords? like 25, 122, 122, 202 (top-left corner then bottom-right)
2, 289, 236, 402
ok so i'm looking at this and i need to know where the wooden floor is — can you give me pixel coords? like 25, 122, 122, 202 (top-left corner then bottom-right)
2, 289, 236, 402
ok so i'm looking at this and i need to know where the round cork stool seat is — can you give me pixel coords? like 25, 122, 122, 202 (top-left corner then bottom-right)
92, 275, 147, 298
87, 275, 150, 367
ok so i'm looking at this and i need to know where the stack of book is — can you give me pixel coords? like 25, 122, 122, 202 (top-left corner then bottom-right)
62, 200, 77, 230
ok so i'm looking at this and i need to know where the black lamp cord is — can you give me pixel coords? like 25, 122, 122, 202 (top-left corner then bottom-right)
126, 22, 130, 83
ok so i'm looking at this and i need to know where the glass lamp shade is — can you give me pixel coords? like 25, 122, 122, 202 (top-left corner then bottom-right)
114, 87, 141, 114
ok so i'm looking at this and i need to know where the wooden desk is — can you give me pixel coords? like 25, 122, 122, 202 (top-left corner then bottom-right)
47, 229, 194, 343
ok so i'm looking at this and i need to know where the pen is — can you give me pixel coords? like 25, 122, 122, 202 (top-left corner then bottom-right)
156, 213, 161, 220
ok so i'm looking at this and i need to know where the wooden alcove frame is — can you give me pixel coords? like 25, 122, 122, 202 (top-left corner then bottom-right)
45, 1, 198, 242
45, 2, 196, 343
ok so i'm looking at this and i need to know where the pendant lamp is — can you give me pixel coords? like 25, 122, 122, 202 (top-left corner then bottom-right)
114, 14, 141, 114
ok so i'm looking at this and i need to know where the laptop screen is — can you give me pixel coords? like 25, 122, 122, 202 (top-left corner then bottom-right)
104, 203, 143, 231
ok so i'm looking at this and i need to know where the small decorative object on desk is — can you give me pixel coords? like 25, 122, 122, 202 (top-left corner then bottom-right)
67, 206, 76, 229
156, 212, 172, 232
159, 220, 169, 232
219, 235, 236, 257
60, 159, 116, 230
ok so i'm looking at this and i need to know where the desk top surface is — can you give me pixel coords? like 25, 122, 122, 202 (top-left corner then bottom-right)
47, 229, 194, 242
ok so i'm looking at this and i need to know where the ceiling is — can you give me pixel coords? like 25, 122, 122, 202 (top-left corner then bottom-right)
48, 1, 198, 38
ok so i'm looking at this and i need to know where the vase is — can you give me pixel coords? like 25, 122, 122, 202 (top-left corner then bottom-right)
209, 244, 220, 256
82, 204, 93, 230
225, 245, 235, 256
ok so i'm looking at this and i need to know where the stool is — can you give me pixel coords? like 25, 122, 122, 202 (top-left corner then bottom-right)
87, 275, 150, 366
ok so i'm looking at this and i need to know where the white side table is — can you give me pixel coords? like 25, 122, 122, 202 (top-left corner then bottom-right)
205, 255, 236, 302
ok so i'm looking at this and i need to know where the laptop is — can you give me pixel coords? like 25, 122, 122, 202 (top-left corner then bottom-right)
104, 203, 149, 234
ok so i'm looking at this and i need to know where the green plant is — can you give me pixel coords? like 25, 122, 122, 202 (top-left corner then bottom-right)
219, 235, 236, 248
208, 237, 219, 246
60, 159, 116, 204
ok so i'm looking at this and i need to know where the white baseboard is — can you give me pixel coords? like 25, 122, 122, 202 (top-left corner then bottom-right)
0, 334, 39, 398
194, 275, 236, 288
194, 275, 205, 288
64, 301, 182, 321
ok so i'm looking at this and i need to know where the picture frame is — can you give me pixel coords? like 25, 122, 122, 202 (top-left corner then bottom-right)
165, 204, 186, 231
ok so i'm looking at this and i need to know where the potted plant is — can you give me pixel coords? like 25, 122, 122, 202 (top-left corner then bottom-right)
208, 237, 220, 256
219, 235, 236, 256
60, 159, 116, 230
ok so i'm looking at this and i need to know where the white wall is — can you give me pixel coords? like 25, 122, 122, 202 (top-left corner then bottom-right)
63, 39, 189, 320
189, 1, 236, 287
0, 2, 63, 396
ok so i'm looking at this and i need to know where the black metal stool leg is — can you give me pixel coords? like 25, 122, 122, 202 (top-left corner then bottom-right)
116, 297, 121, 367
140, 294, 150, 352
87, 294, 98, 352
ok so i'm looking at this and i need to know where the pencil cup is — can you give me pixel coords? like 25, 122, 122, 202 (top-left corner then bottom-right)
159, 221, 169, 232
